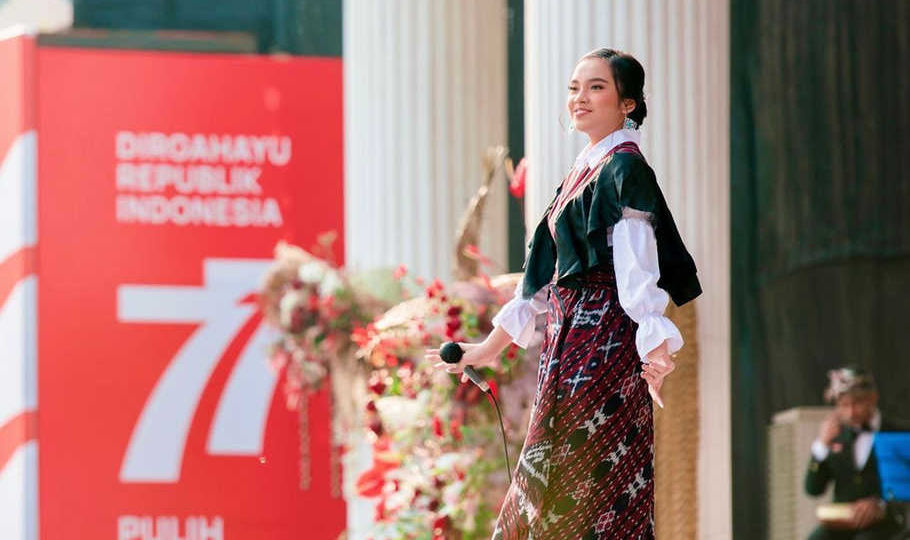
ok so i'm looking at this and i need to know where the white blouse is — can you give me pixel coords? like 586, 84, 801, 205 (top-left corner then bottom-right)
491, 129, 684, 362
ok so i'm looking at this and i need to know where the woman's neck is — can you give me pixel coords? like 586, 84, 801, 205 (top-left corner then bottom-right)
585, 124, 625, 149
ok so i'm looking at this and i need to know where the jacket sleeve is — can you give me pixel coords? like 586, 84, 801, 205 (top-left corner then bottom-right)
491, 278, 549, 349
804, 450, 833, 497
612, 209, 683, 360
589, 153, 702, 307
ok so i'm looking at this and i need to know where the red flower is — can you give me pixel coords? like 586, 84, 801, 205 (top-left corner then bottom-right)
373, 498, 388, 521
351, 325, 372, 348
432, 515, 451, 539
356, 461, 393, 497
393, 264, 408, 280
488, 378, 500, 400
368, 375, 387, 395
449, 417, 463, 441
368, 418, 384, 436
432, 415, 444, 438
509, 157, 527, 198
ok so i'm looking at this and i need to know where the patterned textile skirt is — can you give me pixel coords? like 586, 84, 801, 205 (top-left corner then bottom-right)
492, 266, 655, 540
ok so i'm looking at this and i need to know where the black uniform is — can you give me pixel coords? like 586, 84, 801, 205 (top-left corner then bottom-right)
805, 418, 907, 540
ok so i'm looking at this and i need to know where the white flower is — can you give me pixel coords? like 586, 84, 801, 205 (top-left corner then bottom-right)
279, 290, 306, 328
318, 269, 343, 296
301, 361, 327, 384
298, 260, 329, 284
375, 396, 424, 432
442, 479, 465, 507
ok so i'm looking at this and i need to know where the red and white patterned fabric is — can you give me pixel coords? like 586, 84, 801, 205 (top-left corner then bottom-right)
492, 267, 655, 539
0, 31, 38, 540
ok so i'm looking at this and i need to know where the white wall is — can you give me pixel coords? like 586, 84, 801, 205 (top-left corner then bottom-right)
0, 0, 72, 34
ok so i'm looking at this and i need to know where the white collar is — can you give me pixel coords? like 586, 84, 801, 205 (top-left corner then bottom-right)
573, 128, 642, 170
870, 409, 882, 431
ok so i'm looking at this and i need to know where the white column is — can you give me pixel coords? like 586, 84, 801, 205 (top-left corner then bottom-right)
344, 0, 508, 284
0, 0, 72, 33
524, 2, 731, 539
343, 2, 508, 537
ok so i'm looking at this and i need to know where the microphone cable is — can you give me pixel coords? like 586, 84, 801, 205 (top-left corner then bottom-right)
439, 341, 512, 485
485, 387, 512, 485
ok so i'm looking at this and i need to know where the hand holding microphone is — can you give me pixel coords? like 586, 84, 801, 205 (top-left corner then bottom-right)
425, 341, 500, 391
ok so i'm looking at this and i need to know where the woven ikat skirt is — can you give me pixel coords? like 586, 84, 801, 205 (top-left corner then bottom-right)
492, 266, 655, 540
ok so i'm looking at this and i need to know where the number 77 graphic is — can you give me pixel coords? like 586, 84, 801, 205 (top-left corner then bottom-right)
117, 259, 279, 483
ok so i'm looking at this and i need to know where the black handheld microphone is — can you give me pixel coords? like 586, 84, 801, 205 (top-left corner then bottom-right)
439, 341, 489, 393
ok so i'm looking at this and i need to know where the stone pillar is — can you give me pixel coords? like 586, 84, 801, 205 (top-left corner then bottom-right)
342, 1, 508, 537
524, 2, 731, 538
344, 0, 508, 283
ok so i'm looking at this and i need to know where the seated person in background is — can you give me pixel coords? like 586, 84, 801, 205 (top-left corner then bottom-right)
806, 367, 903, 540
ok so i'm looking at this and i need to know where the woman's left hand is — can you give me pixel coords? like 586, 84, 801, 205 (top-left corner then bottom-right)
641, 341, 675, 408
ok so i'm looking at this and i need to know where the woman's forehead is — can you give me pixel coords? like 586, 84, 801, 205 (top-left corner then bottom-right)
571, 57, 612, 82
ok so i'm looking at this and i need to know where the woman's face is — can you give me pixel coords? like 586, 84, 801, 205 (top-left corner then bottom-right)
567, 57, 633, 142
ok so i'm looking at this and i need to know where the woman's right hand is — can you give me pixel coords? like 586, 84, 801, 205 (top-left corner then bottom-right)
641, 341, 675, 409
425, 341, 501, 383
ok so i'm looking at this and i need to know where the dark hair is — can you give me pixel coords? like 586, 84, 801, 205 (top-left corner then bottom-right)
581, 48, 648, 126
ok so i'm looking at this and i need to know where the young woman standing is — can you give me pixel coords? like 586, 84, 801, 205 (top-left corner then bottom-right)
427, 48, 701, 539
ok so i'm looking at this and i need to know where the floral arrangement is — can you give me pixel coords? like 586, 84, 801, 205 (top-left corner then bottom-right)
259, 233, 388, 409
258, 147, 536, 538
351, 264, 540, 540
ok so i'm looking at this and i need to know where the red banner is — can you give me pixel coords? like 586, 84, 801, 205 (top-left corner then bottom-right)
36, 47, 345, 539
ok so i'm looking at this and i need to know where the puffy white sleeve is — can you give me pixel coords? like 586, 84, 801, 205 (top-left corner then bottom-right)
491, 279, 549, 349
612, 208, 684, 361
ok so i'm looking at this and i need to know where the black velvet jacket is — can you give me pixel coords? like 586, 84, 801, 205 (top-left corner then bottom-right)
520, 151, 701, 306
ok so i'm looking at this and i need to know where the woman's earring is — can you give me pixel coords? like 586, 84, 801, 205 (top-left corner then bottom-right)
559, 113, 575, 133
623, 116, 639, 130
